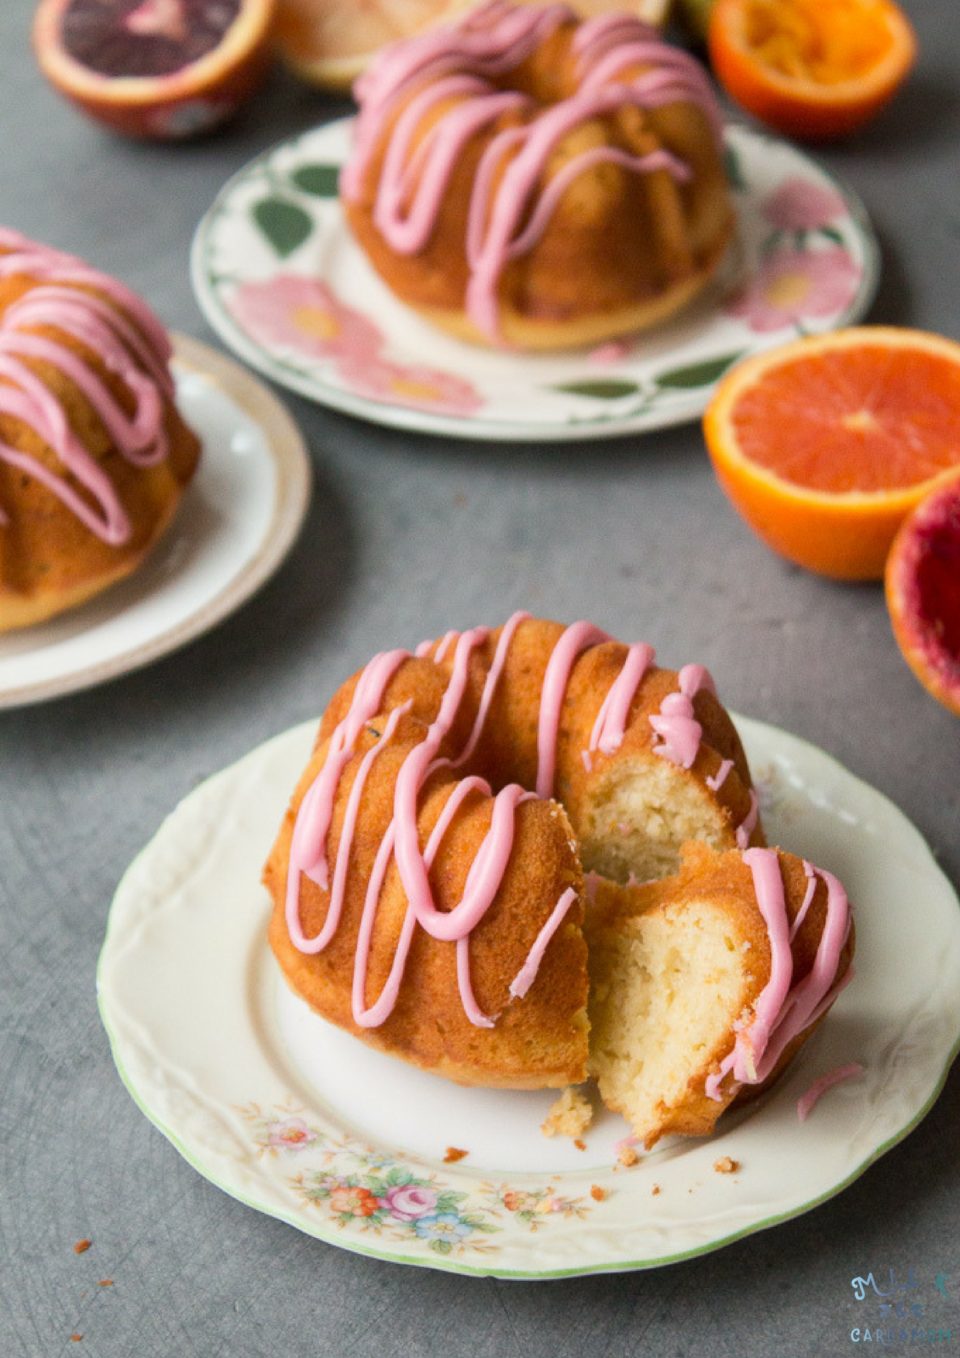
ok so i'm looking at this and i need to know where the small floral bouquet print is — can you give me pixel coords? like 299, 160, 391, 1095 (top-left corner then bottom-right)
295, 1165, 499, 1256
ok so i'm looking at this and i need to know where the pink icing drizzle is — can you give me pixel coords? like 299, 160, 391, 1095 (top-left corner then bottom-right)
509, 886, 578, 999
650, 662, 716, 769
587, 641, 655, 757
285, 616, 748, 1033
735, 789, 759, 849
342, 2, 723, 342
0, 228, 175, 541
706, 758, 733, 792
789, 859, 818, 941
796, 1062, 863, 1123
536, 619, 610, 797
705, 848, 853, 1100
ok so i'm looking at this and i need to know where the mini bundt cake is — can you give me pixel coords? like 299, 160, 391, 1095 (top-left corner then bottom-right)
0, 228, 201, 631
340, 2, 734, 349
266, 614, 854, 1143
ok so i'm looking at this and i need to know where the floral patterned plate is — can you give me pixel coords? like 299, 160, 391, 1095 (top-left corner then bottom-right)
191, 119, 878, 442
98, 711, 960, 1278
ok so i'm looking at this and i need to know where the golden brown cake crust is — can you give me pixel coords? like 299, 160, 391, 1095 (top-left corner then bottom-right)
265, 617, 766, 1090
0, 245, 200, 632
266, 713, 589, 1088
341, 6, 734, 350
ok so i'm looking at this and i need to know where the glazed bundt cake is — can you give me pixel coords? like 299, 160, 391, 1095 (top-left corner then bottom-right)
0, 228, 200, 631
265, 614, 854, 1143
340, 2, 734, 349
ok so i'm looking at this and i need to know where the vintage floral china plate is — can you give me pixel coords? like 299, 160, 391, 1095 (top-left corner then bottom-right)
191, 119, 878, 442
98, 714, 960, 1278
0, 338, 311, 709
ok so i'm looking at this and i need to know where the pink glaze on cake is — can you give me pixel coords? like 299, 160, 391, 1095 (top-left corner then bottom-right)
790, 860, 818, 941
705, 847, 853, 1100
537, 619, 610, 797
284, 617, 787, 1033
0, 228, 175, 542
341, 2, 724, 341
650, 662, 716, 770
588, 641, 655, 758
735, 789, 759, 849
706, 757, 733, 792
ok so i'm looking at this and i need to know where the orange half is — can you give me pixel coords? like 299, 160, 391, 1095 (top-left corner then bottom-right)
703, 328, 960, 580
708, 0, 917, 141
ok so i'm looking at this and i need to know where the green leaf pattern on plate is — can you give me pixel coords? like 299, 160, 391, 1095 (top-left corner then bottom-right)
655, 352, 745, 389
252, 197, 313, 258
291, 164, 341, 198
550, 379, 641, 400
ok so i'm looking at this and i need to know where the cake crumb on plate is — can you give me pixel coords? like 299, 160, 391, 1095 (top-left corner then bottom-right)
443, 1146, 468, 1163
73, 1240, 91, 1255
541, 1086, 593, 1139
714, 1156, 740, 1174
590, 1184, 607, 1202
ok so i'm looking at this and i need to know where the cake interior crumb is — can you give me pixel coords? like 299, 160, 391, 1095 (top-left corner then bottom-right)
541, 1086, 594, 1139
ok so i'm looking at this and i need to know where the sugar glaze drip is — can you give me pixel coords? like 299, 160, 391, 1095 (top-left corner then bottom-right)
0, 228, 175, 542
342, 2, 723, 341
284, 616, 756, 1030
705, 847, 853, 1101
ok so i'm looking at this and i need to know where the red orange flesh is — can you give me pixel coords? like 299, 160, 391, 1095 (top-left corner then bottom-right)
33, 0, 275, 139
886, 473, 960, 717
703, 328, 960, 580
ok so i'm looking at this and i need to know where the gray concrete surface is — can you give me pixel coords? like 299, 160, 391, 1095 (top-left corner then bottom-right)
1, 1, 959, 1353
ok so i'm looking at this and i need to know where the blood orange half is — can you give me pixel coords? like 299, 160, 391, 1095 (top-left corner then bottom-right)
34, 0, 276, 139
886, 472, 960, 717
703, 328, 960, 580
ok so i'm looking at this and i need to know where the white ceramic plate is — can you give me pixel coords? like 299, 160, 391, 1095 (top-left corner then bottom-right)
191, 119, 878, 442
0, 337, 311, 709
98, 714, 960, 1279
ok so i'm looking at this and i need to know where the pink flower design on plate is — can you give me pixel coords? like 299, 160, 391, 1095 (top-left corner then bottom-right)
379, 1185, 438, 1222
266, 1117, 317, 1151
763, 177, 847, 231
726, 246, 861, 333
228, 275, 382, 362
336, 355, 483, 416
